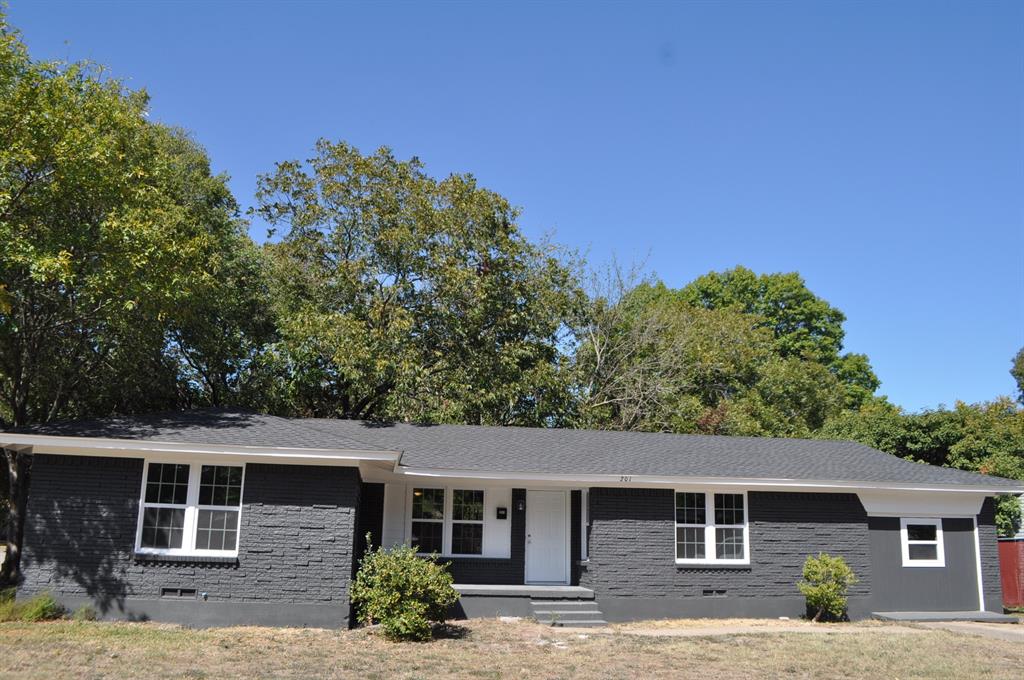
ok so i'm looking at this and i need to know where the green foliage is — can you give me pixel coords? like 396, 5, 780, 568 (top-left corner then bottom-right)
797, 553, 858, 622
350, 535, 460, 641
252, 140, 582, 425
995, 496, 1022, 538
72, 604, 98, 622
0, 591, 64, 622
821, 397, 1024, 534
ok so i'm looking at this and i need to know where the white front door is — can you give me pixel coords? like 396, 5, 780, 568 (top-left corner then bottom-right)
525, 490, 569, 584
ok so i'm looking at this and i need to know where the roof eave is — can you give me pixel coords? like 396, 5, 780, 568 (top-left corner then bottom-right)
0, 433, 402, 465
392, 466, 1024, 495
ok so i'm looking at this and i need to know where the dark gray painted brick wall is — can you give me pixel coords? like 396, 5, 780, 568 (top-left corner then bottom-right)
19, 454, 360, 620
580, 488, 873, 601
978, 497, 1003, 612
445, 489, 526, 584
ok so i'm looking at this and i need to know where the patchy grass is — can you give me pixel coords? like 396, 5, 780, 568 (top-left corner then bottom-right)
0, 618, 1020, 679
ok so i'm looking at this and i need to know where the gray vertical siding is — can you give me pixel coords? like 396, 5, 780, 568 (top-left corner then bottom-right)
19, 454, 360, 627
866, 517, 979, 612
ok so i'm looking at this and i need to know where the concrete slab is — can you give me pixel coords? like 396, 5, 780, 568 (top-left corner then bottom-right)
454, 584, 595, 599
874, 610, 1020, 623
917, 621, 1024, 642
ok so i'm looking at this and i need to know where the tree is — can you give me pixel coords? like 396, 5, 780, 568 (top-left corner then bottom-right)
570, 273, 848, 436
252, 140, 581, 425
679, 266, 880, 409
0, 14, 254, 581
1012, 347, 1024, 405
821, 398, 1024, 536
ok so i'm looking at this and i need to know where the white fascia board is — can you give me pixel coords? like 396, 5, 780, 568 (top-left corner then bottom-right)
392, 467, 1024, 495
0, 433, 400, 466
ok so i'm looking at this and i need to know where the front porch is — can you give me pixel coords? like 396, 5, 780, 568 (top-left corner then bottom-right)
451, 584, 606, 627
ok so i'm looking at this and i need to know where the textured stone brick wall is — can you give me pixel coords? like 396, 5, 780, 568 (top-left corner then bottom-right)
579, 488, 872, 600
19, 454, 360, 614
978, 497, 1004, 612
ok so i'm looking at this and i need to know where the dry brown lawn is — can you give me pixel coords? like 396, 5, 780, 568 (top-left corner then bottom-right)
0, 617, 1021, 679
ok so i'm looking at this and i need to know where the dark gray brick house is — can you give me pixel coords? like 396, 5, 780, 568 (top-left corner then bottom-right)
5, 409, 1021, 627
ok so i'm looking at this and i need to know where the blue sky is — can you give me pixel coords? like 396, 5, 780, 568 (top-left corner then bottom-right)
9, 1, 1023, 412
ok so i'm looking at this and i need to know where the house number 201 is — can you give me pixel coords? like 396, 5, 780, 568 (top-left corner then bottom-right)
619, 476, 633, 482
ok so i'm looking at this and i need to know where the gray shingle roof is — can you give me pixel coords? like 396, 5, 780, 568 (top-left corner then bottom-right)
17, 409, 388, 452
302, 419, 1023, 490
13, 409, 1023, 491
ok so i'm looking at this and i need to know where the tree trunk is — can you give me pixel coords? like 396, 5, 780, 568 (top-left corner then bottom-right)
0, 449, 31, 585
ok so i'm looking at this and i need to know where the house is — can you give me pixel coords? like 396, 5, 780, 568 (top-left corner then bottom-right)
5, 409, 1022, 627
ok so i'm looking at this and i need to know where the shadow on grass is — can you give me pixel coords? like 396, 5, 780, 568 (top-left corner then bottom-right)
432, 622, 469, 640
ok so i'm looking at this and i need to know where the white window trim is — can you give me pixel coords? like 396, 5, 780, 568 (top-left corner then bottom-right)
900, 517, 945, 567
407, 486, 487, 557
580, 488, 589, 561
674, 489, 750, 566
135, 459, 245, 558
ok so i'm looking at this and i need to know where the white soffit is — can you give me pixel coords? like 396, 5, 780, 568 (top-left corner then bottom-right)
858, 490, 987, 517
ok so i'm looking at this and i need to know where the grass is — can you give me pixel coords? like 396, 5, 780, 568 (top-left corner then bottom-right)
0, 618, 1021, 679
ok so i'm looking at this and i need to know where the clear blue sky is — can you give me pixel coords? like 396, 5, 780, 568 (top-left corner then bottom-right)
9, 1, 1023, 412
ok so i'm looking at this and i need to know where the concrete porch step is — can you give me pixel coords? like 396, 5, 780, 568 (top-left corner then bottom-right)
531, 597, 607, 627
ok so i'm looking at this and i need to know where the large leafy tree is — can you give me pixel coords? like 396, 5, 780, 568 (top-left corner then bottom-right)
679, 266, 879, 409
571, 275, 849, 436
252, 140, 581, 425
0, 14, 259, 580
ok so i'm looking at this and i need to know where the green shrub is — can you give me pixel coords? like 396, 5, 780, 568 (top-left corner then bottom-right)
350, 534, 460, 641
797, 553, 858, 622
18, 592, 64, 622
72, 604, 98, 622
0, 587, 17, 622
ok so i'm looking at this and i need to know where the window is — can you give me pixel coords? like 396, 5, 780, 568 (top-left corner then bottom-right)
674, 491, 749, 565
900, 517, 945, 567
409, 487, 486, 556
411, 488, 445, 554
136, 461, 245, 556
451, 490, 484, 555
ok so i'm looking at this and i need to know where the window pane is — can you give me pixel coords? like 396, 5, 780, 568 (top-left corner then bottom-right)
714, 494, 744, 525
140, 507, 185, 549
195, 509, 239, 551
675, 492, 706, 525
145, 463, 189, 505
452, 490, 484, 521
199, 465, 243, 508
715, 528, 744, 560
451, 523, 483, 554
908, 544, 938, 561
412, 488, 444, 520
907, 524, 937, 542
676, 526, 705, 560
411, 521, 443, 553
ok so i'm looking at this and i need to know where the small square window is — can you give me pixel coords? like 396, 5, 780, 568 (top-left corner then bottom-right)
900, 518, 944, 567
675, 492, 706, 525
714, 494, 744, 525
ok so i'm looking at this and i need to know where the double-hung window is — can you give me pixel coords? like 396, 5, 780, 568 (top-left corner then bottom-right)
675, 491, 749, 565
136, 461, 244, 556
900, 518, 945, 567
409, 487, 485, 556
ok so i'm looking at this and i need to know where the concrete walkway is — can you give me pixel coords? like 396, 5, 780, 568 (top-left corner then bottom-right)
916, 620, 1024, 643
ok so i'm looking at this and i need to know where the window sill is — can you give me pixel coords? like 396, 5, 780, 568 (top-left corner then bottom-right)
900, 562, 946, 568
133, 552, 239, 566
675, 561, 751, 570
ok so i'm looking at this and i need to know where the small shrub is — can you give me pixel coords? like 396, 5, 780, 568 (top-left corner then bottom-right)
18, 592, 64, 622
797, 553, 858, 622
0, 587, 18, 622
350, 534, 460, 641
72, 604, 98, 622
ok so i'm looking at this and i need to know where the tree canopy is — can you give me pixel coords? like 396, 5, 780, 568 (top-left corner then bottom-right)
251, 139, 581, 425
